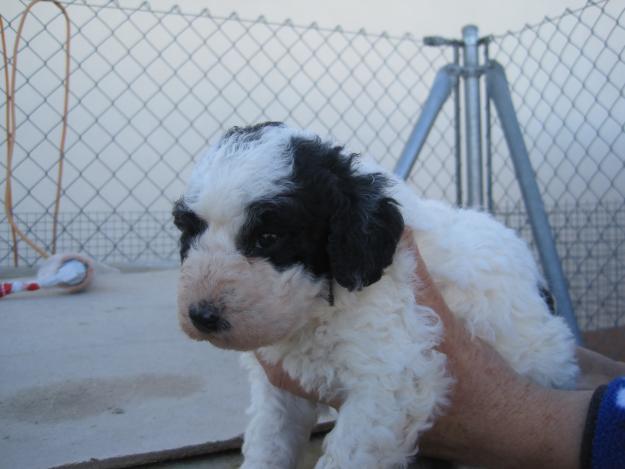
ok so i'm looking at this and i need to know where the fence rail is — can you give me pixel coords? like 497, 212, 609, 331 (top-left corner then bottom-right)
1, 0, 624, 331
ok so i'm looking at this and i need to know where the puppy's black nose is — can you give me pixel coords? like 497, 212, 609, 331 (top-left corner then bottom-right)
188, 300, 230, 333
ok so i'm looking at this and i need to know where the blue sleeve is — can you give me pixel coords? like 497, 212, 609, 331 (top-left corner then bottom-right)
585, 377, 625, 469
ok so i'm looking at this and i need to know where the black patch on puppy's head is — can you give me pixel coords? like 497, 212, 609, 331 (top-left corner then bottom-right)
290, 139, 405, 291
236, 135, 404, 291
221, 121, 284, 147
172, 198, 208, 263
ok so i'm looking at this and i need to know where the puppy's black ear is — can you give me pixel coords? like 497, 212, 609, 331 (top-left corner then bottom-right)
289, 137, 404, 291
327, 172, 404, 291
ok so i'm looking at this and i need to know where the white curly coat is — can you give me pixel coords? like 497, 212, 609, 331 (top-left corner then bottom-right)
176, 125, 578, 469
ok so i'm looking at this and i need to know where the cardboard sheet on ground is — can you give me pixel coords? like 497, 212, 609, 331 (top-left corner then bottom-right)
0, 269, 250, 469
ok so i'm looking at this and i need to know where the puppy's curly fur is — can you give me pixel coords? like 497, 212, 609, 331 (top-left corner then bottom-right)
175, 122, 578, 469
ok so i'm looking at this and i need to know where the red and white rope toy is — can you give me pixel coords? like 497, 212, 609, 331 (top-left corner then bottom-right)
0, 253, 94, 299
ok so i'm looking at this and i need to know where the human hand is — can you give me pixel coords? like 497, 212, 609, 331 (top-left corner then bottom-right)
576, 346, 625, 390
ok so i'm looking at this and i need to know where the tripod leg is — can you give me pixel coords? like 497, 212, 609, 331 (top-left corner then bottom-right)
486, 60, 583, 344
394, 64, 458, 180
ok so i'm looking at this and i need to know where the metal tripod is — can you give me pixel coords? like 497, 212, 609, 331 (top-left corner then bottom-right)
394, 25, 583, 344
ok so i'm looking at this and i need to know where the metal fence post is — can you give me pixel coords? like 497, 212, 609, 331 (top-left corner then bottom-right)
462, 25, 484, 208
453, 45, 463, 207
394, 64, 458, 180
486, 61, 583, 344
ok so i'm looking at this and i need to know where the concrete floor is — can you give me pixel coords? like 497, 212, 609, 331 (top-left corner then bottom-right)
0, 268, 252, 469
145, 452, 244, 469
142, 437, 325, 469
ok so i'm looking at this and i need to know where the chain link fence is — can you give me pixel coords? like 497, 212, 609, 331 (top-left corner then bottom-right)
487, 1, 625, 331
1, 0, 623, 331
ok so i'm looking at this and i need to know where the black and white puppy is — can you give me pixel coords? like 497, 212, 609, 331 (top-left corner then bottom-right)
175, 122, 578, 469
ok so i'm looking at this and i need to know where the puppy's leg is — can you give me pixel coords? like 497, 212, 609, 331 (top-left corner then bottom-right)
315, 390, 439, 469
242, 358, 318, 469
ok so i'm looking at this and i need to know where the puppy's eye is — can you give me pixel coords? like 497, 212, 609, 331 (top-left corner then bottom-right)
256, 232, 279, 249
